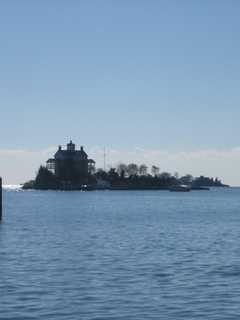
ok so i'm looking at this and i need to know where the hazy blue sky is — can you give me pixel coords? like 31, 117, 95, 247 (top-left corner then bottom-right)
1, 1, 240, 184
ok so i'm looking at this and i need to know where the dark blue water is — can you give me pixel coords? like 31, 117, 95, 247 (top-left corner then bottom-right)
1, 188, 240, 319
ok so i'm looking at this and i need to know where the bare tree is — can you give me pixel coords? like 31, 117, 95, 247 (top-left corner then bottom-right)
139, 164, 148, 176
151, 165, 160, 176
127, 163, 138, 176
117, 163, 128, 177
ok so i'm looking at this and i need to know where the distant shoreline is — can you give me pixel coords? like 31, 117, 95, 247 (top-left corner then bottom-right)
20, 184, 229, 192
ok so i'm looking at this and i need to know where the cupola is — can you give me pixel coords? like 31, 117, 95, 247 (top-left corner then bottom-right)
67, 140, 75, 151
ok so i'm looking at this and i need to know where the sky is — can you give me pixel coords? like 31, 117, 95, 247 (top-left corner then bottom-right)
1, 1, 240, 185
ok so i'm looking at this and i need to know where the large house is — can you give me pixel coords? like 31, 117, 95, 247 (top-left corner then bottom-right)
46, 141, 95, 182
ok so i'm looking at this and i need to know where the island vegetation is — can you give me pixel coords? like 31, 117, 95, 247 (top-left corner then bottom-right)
23, 162, 228, 191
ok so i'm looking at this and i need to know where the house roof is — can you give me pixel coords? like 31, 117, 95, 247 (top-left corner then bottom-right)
54, 148, 88, 160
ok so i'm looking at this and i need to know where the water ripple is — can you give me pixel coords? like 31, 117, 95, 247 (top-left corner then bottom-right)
1, 188, 240, 319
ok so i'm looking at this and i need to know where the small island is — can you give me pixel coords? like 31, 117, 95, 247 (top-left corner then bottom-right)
23, 141, 229, 191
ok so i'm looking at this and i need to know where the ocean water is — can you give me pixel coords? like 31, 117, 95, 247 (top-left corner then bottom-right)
1, 188, 240, 319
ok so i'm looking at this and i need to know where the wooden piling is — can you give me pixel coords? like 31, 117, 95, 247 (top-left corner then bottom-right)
0, 177, 2, 221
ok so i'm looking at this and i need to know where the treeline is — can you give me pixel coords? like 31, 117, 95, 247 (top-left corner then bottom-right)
93, 163, 227, 188
23, 163, 228, 190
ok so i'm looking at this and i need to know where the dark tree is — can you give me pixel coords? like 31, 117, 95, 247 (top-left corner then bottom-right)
35, 166, 59, 189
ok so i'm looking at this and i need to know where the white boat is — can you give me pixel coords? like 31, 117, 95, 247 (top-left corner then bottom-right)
169, 185, 191, 192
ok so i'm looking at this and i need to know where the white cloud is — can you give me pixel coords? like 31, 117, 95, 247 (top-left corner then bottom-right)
0, 146, 239, 186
